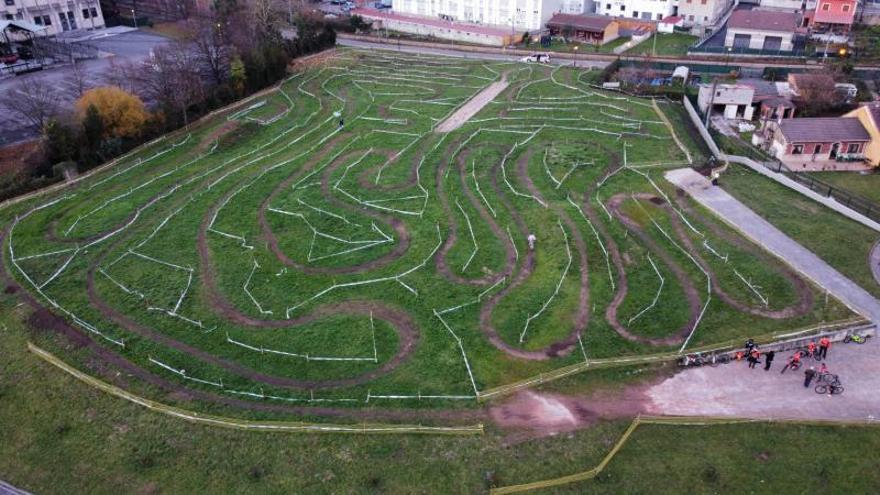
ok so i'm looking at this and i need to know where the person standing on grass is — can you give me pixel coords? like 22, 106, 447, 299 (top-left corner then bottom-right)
527, 233, 537, 251
764, 350, 775, 371
819, 336, 831, 359
804, 366, 817, 388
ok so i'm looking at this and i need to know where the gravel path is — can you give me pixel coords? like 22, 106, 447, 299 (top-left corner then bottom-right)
434, 73, 510, 133
645, 342, 880, 421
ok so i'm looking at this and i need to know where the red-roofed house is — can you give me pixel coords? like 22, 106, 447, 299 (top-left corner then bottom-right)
765, 117, 871, 170
811, 0, 857, 34
546, 14, 620, 45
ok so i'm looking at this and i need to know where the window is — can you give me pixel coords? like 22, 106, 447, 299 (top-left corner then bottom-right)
847, 143, 861, 153
620, 4, 625, 10
792, 145, 804, 155
814, 144, 822, 154
822, 3, 830, 9
632, 10, 638, 17
656, 13, 662, 19
688, 14, 694, 20
4, 0, 13, 6
90, 7, 98, 17
33, 15, 51, 25
82, 8, 90, 18
843, 4, 850, 11
704, 15, 709, 20
4, 13, 12, 20
606, 3, 611, 8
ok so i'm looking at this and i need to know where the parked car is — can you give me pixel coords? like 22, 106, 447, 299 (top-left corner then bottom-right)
0, 53, 19, 64
374, 1, 392, 8
520, 53, 551, 63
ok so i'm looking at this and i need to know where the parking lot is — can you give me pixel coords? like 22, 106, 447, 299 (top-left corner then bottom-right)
0, 29, 169, 145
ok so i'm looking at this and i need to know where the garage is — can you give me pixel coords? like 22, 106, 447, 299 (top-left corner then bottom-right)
733, 33, 751, 49
762, 36, 783, 50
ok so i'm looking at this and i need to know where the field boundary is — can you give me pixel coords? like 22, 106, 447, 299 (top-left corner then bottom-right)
477, 317, 866, 401
27, 342, 484, 435
490, 413, 880, 494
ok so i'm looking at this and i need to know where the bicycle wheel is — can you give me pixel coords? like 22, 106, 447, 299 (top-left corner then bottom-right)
832, 386, 844, 395
708, 355, 720, 367
844, 336, 852, 344
813, 352, 823, 362
718, 354, 731, 364
791, 362, 801, 371
815, 385, 828, 394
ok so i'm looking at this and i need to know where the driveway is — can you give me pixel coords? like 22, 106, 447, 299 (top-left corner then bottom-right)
0, 29, 169, 145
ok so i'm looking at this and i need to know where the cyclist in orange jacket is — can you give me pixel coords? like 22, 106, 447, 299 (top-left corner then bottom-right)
819, 337, 831, 359
807, 340, 817, 357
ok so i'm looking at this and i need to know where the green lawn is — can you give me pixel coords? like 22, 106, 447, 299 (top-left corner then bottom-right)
808, 171, 880, 204
722, 164, 880, 298
626, 33, 699, 57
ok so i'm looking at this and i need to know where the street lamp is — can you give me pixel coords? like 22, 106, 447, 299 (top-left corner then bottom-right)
131, 8, 137, 28
725, 45, 732, 69
573, 44, 578, 68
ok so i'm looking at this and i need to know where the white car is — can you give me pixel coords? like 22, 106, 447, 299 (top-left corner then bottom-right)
520, 53, 551, 64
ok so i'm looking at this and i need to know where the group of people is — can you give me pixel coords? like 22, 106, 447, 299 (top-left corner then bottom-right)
739, 337, 836, 390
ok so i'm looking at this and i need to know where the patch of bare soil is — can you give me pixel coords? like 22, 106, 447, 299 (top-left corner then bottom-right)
197, 120, 239, 152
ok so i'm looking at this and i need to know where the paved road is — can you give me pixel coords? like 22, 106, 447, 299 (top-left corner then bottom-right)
0, 480, 32, 495
337, 38, 610, 69
666, 167, 880, 322
646, 340, 880, 421
0, 30, 169, 145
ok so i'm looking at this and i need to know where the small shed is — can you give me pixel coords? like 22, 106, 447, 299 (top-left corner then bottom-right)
546, 14, 620, 45
671, 66, 689, 84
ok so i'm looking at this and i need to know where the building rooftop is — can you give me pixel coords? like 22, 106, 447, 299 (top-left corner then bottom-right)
779, 117, 870, 142
727, 9, 798, 32
546, 14, 616, 33
813, 0, 857, 25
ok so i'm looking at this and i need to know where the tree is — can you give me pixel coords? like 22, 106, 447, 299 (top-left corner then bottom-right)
187, 15, 231, 86
75, 87, 150, 139
134, 41, 205, 127
44, 118, 79, 165
0, 79, 59, 133
350, 14, 369, 33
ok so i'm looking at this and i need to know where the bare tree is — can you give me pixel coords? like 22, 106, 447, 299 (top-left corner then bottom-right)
102, 58, 140, 94
187, 15, 231, 86
70, 60, 89, 97
133, 41, 205, 126
1, 79, 61, 133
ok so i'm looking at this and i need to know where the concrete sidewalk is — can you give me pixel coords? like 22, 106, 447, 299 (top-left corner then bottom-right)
665, 168, 880, 323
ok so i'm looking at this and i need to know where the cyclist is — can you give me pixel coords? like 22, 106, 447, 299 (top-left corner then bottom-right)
807, 340, 817, 358
819, 336, 831, 359
748, 349, 761, 369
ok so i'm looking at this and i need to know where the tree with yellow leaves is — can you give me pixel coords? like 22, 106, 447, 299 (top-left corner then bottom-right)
75, 86, 150, 139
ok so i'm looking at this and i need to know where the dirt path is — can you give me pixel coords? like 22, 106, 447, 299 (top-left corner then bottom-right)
434, 73, 510, 133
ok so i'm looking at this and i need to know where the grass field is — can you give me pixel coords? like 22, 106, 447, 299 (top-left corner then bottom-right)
0, 48, 852, 414
626, 33, 699, 57
808, 171, 880, 204
0, 46, 875, 494
722, 164, 880, 298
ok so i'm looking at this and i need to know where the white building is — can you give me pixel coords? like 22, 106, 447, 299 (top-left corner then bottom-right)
698, 83, 757, 120
1, 0, 105, 36
596, 0, 676, 21
391, 0, 586, 31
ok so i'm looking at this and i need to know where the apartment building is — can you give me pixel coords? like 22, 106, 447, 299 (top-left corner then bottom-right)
595, 0, 675, 21
1, 0, 105, 36
391, 0, 584, 31
678, 0, 733, 25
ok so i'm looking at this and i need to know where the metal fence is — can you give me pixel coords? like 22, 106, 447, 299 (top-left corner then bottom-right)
779, 171, 880, 224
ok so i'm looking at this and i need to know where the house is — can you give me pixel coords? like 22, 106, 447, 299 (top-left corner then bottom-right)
658, 16, 683, 33
355, 9, 516, 46
724, 9, 799, 51
546, 13, 620, 45
596, 0, 675, 22
697, 78, 797, 122
810, 0, 857, 34
1, 0, 104, 36
844, 103, 880, 166
392, 0, 583, 31
678, 0, 735, 27
765, 117, 871, 170
698, 83, 756, 120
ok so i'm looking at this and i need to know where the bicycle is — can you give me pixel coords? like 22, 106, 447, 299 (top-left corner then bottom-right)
780, 355, 802, 374
815, 383, 844, 395
843, 333, 871, 344
798, 347, 822, 362
816, 372, 838, 384
681, 352, 729, 367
